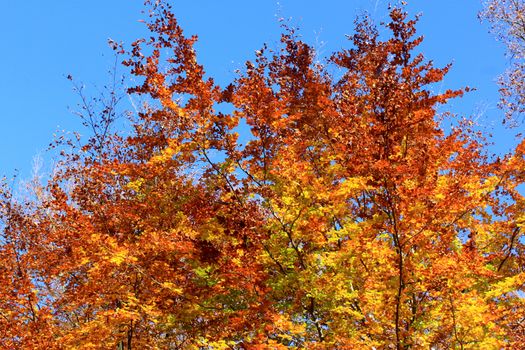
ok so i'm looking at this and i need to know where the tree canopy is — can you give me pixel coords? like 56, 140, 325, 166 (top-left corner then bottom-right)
1, 1, 524, 349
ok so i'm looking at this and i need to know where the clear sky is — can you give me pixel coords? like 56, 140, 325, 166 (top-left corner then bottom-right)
0, 1, 509, 181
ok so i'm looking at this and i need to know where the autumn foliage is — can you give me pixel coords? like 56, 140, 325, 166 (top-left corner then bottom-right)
1, 1, 525, 349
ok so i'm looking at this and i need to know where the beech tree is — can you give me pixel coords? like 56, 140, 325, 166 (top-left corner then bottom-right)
1, 1, 524, 349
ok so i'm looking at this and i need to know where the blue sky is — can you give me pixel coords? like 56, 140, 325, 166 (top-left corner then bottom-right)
0, 1, 509, 180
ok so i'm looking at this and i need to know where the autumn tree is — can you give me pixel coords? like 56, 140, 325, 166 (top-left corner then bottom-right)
1, 1, 524, 349
480, 2, 525, 345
